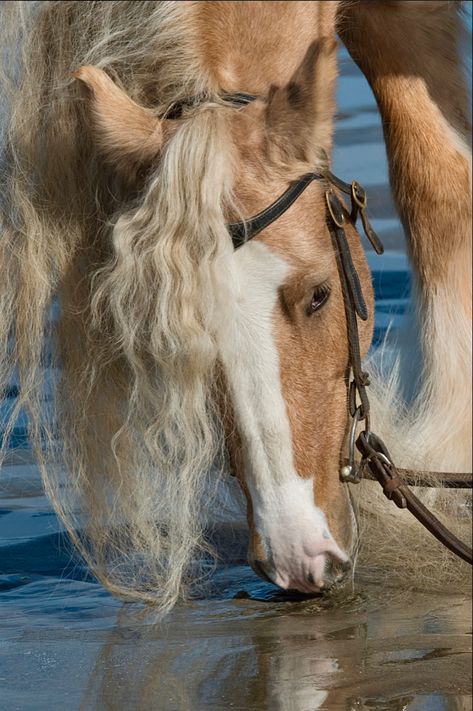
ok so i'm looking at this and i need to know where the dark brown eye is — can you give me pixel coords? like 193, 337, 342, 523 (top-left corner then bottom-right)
307, 284, 330, 315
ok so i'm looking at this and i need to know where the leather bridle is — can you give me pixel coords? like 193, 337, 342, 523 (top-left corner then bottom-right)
222, 96, 472, 565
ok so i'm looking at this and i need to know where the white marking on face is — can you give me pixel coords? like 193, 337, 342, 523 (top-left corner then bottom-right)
217, 240, 296, 488
216, 241, 348, 589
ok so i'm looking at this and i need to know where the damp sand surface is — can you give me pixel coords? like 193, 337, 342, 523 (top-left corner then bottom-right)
0, 460, 472, 711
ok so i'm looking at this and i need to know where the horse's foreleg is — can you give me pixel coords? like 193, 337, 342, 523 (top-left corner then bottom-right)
338, 0, 471, 470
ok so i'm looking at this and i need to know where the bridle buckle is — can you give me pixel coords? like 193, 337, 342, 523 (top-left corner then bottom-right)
340, 405, 368, 484
351, 180, 367, 209
325, 189, 345, 228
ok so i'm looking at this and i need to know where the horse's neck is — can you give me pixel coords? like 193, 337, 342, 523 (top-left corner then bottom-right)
340, 2, 471, 471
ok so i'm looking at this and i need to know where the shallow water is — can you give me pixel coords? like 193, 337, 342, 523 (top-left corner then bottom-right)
0, 460, 471, 711
1, 28, 472, 711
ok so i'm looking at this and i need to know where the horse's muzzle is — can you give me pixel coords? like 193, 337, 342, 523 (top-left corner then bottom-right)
250, 552, 351, 594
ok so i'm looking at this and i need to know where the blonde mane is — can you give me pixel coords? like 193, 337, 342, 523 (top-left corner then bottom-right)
0, 1, 239, 612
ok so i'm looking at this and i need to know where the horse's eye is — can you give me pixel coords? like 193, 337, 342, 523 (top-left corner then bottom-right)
307, 284, 330, 315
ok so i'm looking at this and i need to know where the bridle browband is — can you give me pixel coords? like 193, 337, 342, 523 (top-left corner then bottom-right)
222, 94, 472, 565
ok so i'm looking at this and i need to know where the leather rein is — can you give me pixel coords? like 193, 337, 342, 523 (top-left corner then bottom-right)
221, 96, 472, 565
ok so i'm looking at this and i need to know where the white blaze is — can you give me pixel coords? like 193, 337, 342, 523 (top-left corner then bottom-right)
217, 240, 296, 488
216, 241, 347, 588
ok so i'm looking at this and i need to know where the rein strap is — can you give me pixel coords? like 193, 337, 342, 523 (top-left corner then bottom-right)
357, 431, 472, 565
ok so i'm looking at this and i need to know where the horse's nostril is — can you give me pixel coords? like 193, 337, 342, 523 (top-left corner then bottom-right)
251, 558, 274, 584
325, 556, 352, 586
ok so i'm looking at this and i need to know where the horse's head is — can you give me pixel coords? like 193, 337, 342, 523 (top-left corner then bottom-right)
74, 39, 374, 596
218, 56, 374, 592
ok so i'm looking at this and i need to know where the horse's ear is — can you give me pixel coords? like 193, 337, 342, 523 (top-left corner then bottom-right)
73, 66, 164, 174
265, 38, 337, 162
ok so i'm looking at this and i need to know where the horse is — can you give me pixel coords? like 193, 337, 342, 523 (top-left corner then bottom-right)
0, 1, 471, 614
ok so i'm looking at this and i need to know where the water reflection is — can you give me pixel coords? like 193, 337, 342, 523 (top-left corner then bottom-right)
78, 582, 471, 711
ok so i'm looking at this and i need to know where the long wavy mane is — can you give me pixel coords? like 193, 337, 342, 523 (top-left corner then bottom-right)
0, 1, 238, 612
